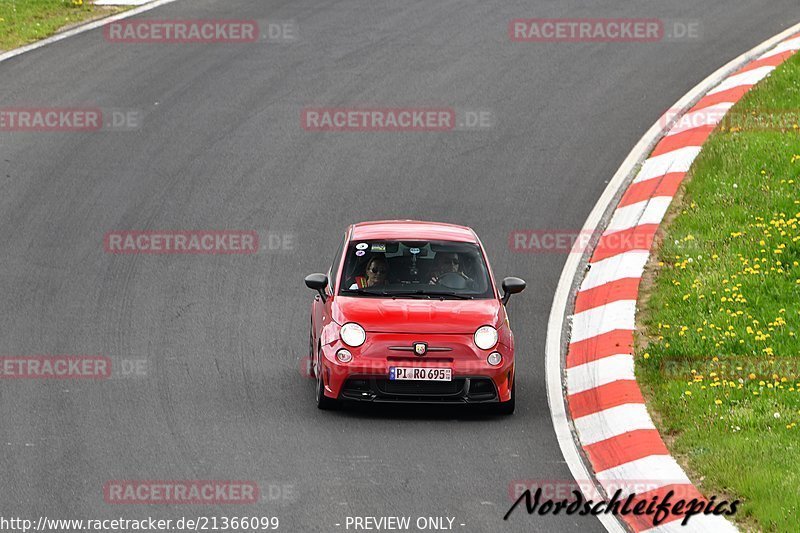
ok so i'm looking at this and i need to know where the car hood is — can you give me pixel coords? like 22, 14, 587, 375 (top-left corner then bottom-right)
332, 296, 502, 334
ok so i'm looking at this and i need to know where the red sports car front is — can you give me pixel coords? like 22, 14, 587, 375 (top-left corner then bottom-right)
305, 221, 525, 414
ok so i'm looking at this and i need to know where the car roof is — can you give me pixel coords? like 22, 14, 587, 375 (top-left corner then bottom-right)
349, 220, 479, 243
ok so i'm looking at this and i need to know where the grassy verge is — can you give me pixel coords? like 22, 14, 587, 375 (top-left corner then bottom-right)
637, 51, 800, 531
0, 0, 127, 51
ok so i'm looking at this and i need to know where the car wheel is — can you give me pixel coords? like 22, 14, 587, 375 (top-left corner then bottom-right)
315, 343, 338, 410
493, 374, 515, 415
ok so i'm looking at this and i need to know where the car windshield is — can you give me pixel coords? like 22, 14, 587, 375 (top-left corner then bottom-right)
338, 240, 494, 299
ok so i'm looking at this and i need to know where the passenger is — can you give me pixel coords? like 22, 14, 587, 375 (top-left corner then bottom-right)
349, 255, 389, 289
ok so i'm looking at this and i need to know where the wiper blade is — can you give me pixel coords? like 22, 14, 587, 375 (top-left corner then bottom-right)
347, 288, 390, 296
424, 291, 474, 300
345, 288, 472, 300
383, 290, 431, 299
345, 288, 429, 298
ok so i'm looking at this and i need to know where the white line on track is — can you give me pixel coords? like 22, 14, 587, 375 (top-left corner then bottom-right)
761, 36, 800, 59
0, 0, 184, 64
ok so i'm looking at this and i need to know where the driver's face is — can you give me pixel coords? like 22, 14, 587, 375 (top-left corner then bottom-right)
366, 260, 388, 285
437, 253, 460, 273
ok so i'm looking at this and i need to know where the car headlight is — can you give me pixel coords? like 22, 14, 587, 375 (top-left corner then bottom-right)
340, 322, 366, 347
474, 325, 498, 350
487, 352, 502, 366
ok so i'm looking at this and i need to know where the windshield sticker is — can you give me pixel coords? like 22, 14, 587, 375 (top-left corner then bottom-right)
355, 250, 365, 257
355, 242, 369, 250
371, 243, 386, 252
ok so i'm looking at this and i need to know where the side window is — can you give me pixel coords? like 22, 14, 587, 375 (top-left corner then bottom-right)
328, 234, 347, 291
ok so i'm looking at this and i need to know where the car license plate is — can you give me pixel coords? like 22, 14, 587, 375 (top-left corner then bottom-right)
389, 367, 452, 381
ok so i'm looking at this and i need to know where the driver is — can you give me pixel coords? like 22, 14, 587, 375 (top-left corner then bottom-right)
349, 255, 389, 289
428, 252, 471, 285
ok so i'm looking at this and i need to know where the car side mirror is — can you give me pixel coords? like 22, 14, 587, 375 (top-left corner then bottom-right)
305, 273, 329, 303
501, 277, 526, 305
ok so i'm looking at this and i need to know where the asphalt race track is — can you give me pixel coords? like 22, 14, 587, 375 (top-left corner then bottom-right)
1, 0, 798, 531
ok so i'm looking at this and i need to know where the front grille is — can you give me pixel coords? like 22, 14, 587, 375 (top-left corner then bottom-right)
339, 376, 498, 404
378, 378, 463, 395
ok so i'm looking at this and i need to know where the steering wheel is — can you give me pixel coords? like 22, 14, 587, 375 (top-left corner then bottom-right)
434, 271, 469, 290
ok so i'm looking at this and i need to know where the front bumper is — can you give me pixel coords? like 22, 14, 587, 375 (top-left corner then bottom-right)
338, 374, 500, 404
319, 332, 514, 403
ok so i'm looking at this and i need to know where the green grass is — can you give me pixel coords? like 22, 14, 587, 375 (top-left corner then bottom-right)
0, 0, 125, 51
638, 51, 800, 531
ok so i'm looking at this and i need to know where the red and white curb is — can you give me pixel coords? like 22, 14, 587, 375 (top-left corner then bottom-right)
546, 24, 800, 533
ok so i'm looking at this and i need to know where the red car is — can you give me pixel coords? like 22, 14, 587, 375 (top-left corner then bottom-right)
304, 220, 526, 414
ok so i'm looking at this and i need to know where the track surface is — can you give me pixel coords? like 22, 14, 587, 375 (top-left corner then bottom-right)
1, 1, 798, 531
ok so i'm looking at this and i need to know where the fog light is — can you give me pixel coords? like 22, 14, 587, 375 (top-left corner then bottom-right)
487, 352, 502, 366
336, 349, 352, 363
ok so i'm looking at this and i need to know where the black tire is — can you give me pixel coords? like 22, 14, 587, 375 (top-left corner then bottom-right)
315, 343, 338, 410
307, 328, 315, 379
493, 374, 515, 415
